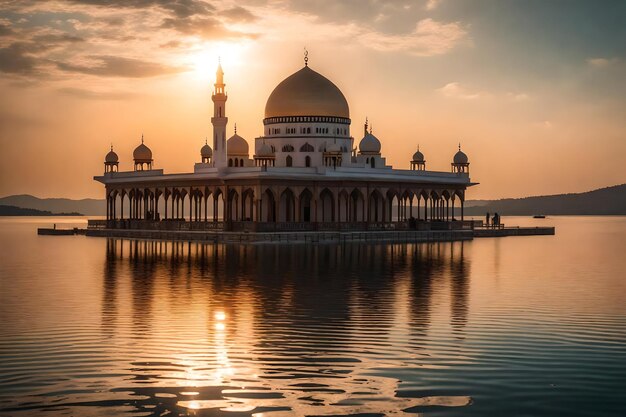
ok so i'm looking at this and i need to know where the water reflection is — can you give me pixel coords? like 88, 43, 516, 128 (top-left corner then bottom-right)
95, 239, 471, 416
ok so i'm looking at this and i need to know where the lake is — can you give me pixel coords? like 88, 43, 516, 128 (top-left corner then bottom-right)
0, 216, 625, 416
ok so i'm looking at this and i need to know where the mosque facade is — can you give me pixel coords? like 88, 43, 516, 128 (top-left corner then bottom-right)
95, 58, 475, 232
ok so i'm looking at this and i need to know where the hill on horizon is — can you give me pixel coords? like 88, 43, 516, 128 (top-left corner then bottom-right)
0, 194, 105, 216
1, 184, 625, 217
462, 184, 626, 216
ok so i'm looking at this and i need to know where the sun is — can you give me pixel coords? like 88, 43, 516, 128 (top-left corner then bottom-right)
185, 41, 249, 81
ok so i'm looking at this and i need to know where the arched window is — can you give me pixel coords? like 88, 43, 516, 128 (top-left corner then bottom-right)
240, 158, 244, 166
282, 144, 294, 152
300, 142, 314, 152
307, 127, 311, 134
370, 158, 375, 168
234, 159, 239, 167
286, 155, 293, 167
228, 159, 233, 167
305, 155, 311, 167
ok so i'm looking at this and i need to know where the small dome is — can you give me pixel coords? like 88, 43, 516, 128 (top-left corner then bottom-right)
359, 133, 381, 154
105, 148, 118, 163
227, 133, 249, 156
257, 142, 274, 157
453, 149, 468, 164
326, 142, 341, 153
201, 142, 213, 158
265, 66, 349, 119
412, 149, 424, 162
133, 142, 152, 161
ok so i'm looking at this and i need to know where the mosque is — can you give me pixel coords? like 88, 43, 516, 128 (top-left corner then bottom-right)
95, 55, 475, 232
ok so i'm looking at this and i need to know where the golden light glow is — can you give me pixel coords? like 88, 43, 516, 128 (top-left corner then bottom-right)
184, 41, 250, 81
214, 311, 226, 321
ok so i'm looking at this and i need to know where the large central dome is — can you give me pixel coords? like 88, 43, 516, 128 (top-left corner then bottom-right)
264, 66, 349, 119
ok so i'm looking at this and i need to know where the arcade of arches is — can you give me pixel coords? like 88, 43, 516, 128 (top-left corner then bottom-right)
105, 182, 466, 229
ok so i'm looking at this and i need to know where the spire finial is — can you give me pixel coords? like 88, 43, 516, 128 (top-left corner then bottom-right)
458, 142, 461, 151
364, 117, 368, 136
417, 144, 420, 152
370, 124, 373, 134
234, 123, 237, 134
205, 137, 208, 145
141, 133, 144, 144
110, 143, 113, 151
304, 47, 308, 66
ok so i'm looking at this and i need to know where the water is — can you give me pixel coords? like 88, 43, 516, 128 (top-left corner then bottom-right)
0, 216, 625, 416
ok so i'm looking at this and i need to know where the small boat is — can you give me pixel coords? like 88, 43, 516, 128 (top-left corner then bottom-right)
533, 215, 546, 219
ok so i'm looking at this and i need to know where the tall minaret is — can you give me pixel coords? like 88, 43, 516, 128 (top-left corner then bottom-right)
211, 60, 228, 168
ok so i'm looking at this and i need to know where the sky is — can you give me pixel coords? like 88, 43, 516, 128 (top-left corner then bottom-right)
0, 0, 625, 200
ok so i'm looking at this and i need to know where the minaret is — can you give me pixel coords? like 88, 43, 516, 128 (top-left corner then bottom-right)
211, 59, 228, 168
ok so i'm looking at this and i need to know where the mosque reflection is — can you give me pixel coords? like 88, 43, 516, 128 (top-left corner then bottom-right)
101, 239, 471, 416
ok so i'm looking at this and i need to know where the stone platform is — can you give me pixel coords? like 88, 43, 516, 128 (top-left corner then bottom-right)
84, 228, 474, 244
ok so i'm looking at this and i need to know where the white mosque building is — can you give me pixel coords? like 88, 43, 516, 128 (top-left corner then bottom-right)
95, 56, 475, 232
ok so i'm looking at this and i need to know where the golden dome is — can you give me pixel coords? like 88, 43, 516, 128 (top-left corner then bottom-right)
264, 66, 349, 119
133, 143, 152, 161
227, 133, 249, 156
105, 147, 118, 163
200, 143, 212, 158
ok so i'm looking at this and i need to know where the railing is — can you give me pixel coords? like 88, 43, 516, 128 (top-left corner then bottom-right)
88, 219, 225, 231
88, 219, 475, 232
87, 219, 107, 229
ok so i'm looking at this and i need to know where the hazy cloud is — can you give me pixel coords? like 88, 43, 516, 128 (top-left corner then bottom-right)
425, 0, 441, 11
0, 42, 49, 75
58, 87, 137, 100
56, 55, 187, 77
65, 0, 215, 18
437, 82, 485, 99
358, 18, 467, 56
507, 92, 530, 101
222, 6, 256, 23
32, 33, 85, 44
0, 23, 15, 37
587, 57, 619, 68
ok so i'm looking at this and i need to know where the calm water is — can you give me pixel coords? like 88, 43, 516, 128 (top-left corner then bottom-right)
0, 217, 625, 416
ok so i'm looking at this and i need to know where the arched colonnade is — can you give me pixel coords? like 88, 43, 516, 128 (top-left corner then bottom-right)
105, 184, 466, 225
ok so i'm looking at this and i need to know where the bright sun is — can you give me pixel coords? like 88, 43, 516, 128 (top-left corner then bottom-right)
186, 41, 248, 80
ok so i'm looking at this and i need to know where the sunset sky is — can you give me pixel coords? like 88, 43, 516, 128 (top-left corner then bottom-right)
0, 0, 624, 200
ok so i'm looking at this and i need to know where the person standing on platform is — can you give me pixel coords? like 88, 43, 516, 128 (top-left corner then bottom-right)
485, 212, 490, 227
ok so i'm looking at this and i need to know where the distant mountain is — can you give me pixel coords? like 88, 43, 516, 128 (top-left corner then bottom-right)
462, 184, 626, 216
0, 205, 82, 216
0, 195, 103, 216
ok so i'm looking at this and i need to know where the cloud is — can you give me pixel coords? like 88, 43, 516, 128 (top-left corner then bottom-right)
161, 16, 235, 38
222, 6, 257, 23
425, 0, 441, 11
357, 18, 467, 56
58, 87, 137, 100
437, 82, 484, 99
32, 33, 85, 44
0, 23, 15, 37
0, 42, 50, 75
586, 57, 619, 68
507, 92, 530, 101
65, 0, 215, 18
56, 55, 188, 77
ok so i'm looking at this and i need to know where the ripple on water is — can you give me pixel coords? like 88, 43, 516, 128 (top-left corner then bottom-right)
1, 217, 626, 416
